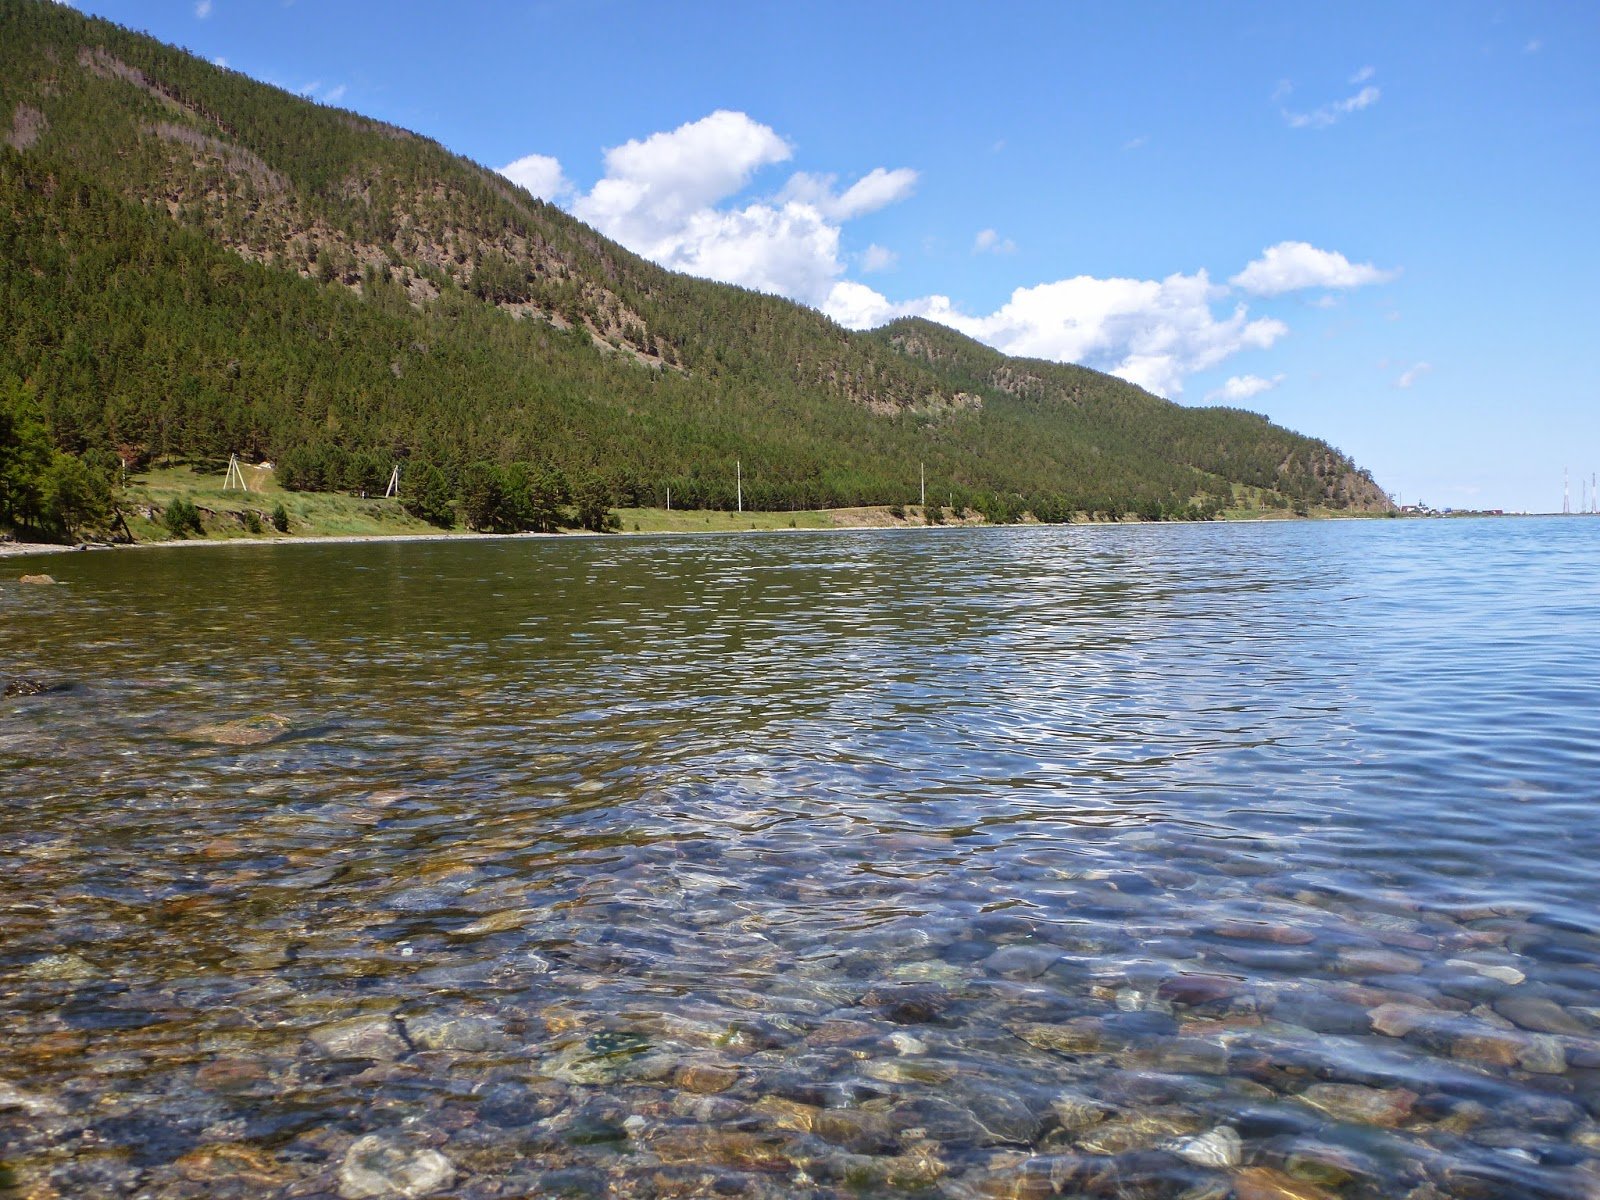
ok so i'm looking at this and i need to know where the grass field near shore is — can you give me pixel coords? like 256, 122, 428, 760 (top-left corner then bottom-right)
7, 463, 1390, 555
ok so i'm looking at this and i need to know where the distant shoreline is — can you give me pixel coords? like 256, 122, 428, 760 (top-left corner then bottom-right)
3, 509, 1542, 562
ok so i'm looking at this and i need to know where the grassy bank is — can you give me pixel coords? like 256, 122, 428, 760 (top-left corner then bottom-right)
101, 464, 1388, 548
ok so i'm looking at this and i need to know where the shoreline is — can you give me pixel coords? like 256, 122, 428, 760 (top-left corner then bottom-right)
0, 510, 1496, 561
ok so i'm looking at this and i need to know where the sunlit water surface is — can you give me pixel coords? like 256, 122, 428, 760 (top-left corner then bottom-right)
3, 518, 1599, 1199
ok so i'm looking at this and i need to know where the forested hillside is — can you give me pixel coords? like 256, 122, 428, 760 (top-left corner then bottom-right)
0, 0, 1389, 540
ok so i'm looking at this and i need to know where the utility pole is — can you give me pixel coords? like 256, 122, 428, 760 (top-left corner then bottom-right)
920, 462, 925, 509
1565, 467, 1571, 515
736, 459, 742, 514
665, 485, 671, 512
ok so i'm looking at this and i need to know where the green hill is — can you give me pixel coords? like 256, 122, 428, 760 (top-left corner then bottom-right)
0, 0, 1389, 540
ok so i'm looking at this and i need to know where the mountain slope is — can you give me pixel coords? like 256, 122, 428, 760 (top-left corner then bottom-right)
0, 0, 1389, 531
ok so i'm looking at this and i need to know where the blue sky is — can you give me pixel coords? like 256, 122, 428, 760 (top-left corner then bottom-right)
68, 1, 1600, 512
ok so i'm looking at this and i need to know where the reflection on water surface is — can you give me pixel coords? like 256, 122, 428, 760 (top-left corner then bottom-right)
2, 519, 1599, 1198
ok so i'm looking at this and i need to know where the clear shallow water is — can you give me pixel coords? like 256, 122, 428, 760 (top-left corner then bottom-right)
3, 518, 1599, 1199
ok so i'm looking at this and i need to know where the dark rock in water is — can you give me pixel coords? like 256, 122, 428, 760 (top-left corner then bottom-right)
1271, 993, 1374, 1036
3, 676, 70, 697
807, 1107, 900, 1155
864, 983, 950, 1024
1494, 994, 1589, 1035
1499, 1092, 1583, 1130
1098, 1009, 1179, 1043
475, 1080, 568, 1128
1157, 972, 1244, 1007
525, 1167, 611, 1197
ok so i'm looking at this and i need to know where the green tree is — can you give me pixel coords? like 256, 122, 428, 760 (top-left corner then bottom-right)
42, 452, 111, 537
401, 462, 454, 527
270, 502, 290, 532
459, 461, 506, 532
163, 495, 204, 538
0, 378, 54, 531
571, 470, 618, 532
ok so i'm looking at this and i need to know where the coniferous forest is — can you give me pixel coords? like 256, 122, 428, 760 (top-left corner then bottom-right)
0, 0, 1389, 541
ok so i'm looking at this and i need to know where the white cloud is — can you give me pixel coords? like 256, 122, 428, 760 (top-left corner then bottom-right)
213, 55, 228, 68
510, 110, 1304, 399
1205, 373, 1286, 403
825, 270, 1288, 398
535, 111, 920, 308
860, 244, 897, 273
781, 167, 918, 220
656, 202, 845, 303
322, 83, 347, 104
195, 0, 212, 16
573, 110, 792, 251
1524, 38, 1542, 53
1231, 241, 1398, 295
499, 152, 570, 201
1349, 65, 1375, 84
298, 80, 320, 96
1397, 361, 1432, 388
973, 228, 1017, 255
1283, 83, 1381, 129
822, 281, 922, 330
1122, 135, 1148, 151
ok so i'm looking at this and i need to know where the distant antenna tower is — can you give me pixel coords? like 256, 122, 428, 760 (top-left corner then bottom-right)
222, 453, 249, 492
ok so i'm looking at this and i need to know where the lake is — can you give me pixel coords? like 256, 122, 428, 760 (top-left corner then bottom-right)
3, 518, 1599, 1199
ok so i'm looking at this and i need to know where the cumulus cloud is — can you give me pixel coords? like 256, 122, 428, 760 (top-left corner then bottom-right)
825, 271, 1288, 398
780, 167, 918, 220
513, 111, 921, 308
1231, 241, 1397, 295
195, 0, 212, 17
1205, 374, 1286, 403
1396, 361, 1432, 388
973, 228, 1017, 255
1283, 82, 1381, 129
499, 153, 570, 201
496, 110, 1356, 399
573, 110, 793, 251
